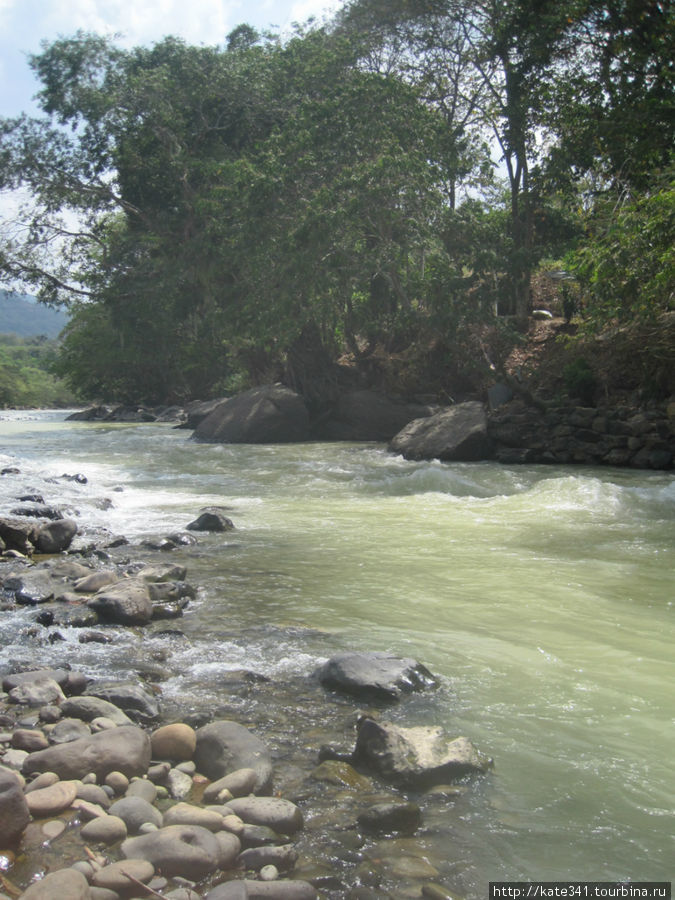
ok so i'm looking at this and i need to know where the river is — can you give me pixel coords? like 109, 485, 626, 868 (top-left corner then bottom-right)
1, 409, 673, 897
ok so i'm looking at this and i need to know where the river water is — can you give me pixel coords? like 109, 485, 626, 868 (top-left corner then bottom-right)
1, 410, 673, 897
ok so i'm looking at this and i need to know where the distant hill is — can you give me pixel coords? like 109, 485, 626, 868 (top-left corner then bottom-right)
0, 291, 69, 339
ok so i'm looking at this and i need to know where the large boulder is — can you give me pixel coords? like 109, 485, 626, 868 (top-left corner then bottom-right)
0, 765, 30, 845
85, 680, 160, 720
194, 720, 273, 794
36, 518, 78, 553
317, 651, 437, 703
313, 390, 436, 442
22, 725, 151, 781
193, 385, 310, 444
0, 516, 40, 554
352, 717, 492, 788
389, 401, 493, 462
87, 578, 153, 625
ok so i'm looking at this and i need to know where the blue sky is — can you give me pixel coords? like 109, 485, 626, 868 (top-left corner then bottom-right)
0, 0, 340, 119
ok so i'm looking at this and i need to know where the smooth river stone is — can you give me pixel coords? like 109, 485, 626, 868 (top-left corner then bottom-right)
91, 858, 155, 891
60, 696, 133, 726
108, 795, 163, 833
25, 780, 78, 817
19, 867, 91, 899
23, 725, 151, 781
194, 720, 273, 794
151, 722, 196, 761
203, 767, 258, 802
162, 801, 224, 831
121, 824, 221, 880
224, 797, 304, 835
80, 814, 128, 844
11, 728, 49, 752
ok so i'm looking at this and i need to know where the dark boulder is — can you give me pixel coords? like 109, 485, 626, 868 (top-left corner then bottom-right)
193, 385, 310, 444
317, 651, 437, 703
313, 390, 436, 442
0, 516, 40, 554
0, 765, 30, 844
36, 518, 78, 553
181, 397, 230, 430
390, 401, 492, 462
187, 508, 235, 532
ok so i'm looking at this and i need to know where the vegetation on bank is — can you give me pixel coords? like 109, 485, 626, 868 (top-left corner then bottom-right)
0, 334, 76, 407
0, 0, 672, 408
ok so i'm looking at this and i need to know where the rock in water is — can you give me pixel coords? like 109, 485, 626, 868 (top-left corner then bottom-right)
389, 401, 492, 462
87, 578, 153, 625
352, 717, 492, 788
317, 650, 437, 702
121, 824, 222, 880
193, 384, 310, 444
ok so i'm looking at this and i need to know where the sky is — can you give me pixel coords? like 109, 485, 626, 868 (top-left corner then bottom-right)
0, 0, 341, 119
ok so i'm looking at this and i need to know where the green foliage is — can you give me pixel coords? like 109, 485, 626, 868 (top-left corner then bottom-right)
0, 335, 76, 407
562, 357, 597, 404
568, 168, 675, 327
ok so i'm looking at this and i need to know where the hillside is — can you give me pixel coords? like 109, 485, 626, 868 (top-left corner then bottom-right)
0, 291, 69, 339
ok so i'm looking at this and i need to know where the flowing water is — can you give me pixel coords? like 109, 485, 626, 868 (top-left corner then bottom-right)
1, 410, 673, 896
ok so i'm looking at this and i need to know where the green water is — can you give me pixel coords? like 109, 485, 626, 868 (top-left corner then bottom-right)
1, 412, 673, 895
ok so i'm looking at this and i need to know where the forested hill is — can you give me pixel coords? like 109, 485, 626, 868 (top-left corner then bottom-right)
0, 292, 69, 339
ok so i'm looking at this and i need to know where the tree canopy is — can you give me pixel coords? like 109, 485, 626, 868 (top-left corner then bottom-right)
1, 2, 672, 405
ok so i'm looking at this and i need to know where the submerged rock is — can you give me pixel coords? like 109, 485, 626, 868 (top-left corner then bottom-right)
317, 651, 437, 702
0, 764, 30, 844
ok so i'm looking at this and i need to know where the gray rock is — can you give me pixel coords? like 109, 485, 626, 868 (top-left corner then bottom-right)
162, 801, 224, 831
187, 509, 235, 532
125, 777, 157, 803
0, 764, 30, 844
73, 571, 120, 593
3, 571, 55, 604
8, 676, 66, 707
85, 681, 160, 720
193, 385, 310, 444
121, 824, 222, 880
194, 720, 273, 794
91, 858, 155, 892
11, 727, 48, 751
0, 517, 40, 554
352, 717, 492, 788
80, 813, 128, 844
2, 668, 71, 693
356, 801, 422, 834
87, 578, 153, 625
61, 696, 133, 726
165, 766, 194, 799
225, 797, 304, 835
48, 717, 92, 743
36, 518, 78, 554
108, 795, 163, 833
76, 782, 112, 808
19, 867, 91, 899
390, 401, 492, 462
23, 724, 151, 781
203, 767, 258, 802
317, 651, 437, 702
237, 843, 298, 872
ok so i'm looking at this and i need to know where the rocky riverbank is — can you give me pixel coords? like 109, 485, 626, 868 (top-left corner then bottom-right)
66, 386, 675, 470
0, 466, 493, 900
